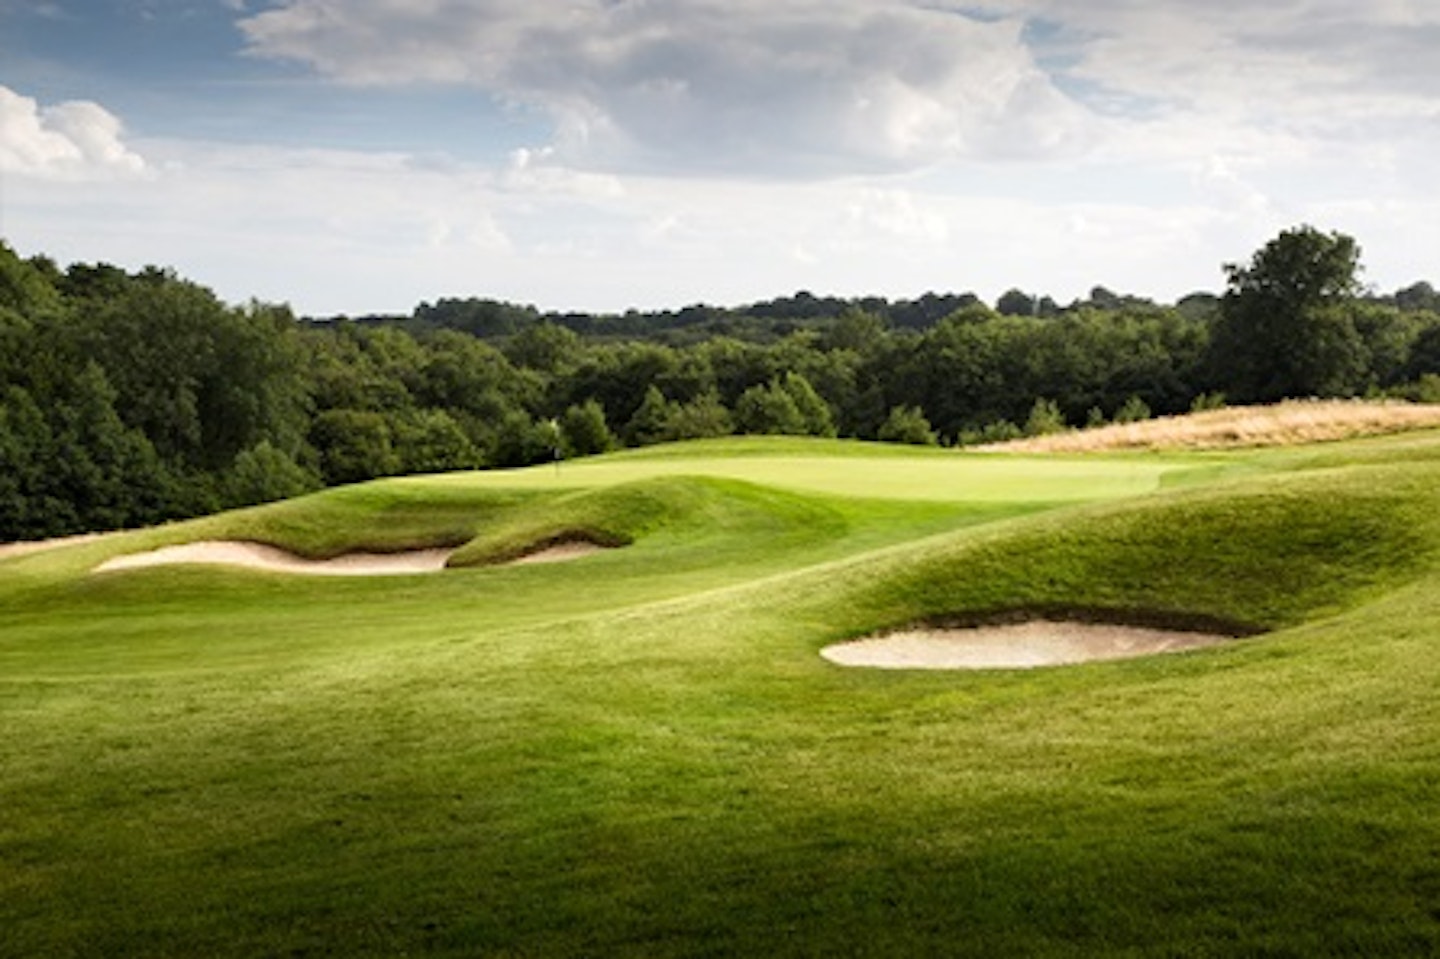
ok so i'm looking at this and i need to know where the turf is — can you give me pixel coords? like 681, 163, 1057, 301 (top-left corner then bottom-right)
3, 434, 1440, 956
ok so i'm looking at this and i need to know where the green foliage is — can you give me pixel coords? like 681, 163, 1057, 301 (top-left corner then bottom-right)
819, 307, 887, 352
959, 419, 1024, 445
1114, 394, 1153, 423
660, 389, 734, 441
0, 241, 64, 318
490, 410, 558, 468
504, 320, 581, 371
1210, 226, 1370, 401
781, 370, 837, 437
311, 409, 400, 484
1023, 397, 1067, 436
876, 405, 938, 445
736, 380, 807, 435
560, 399, 617, 457
1417, 374, 1440, 402
735, 372, 836, 437
624, 385, 676, 446
4, 236, 1440, 540
391, 408, 482, 474
221, 440, 322, 508
1404, 320, 1440, 380
0, 366, 173, 538
996, 288, 1038, 316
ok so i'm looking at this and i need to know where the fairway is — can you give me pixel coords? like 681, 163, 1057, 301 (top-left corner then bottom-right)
4, 434, 1440, 956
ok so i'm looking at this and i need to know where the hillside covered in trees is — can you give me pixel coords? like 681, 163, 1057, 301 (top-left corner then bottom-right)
4, 227, 1439, 541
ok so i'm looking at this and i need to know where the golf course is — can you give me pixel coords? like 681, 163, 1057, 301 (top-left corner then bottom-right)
4, 417, 1440, 956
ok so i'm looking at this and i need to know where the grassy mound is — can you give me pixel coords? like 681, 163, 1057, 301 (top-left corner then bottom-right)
4, 433, 1440, 956
830, 460, 1440, 637
444, 475, 847, 567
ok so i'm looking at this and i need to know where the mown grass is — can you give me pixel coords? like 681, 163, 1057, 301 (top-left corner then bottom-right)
3, 433, 1440, 956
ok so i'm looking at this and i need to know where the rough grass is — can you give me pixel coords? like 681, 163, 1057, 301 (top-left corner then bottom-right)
983, 399, 1440, 452
3, 433, 1440, 956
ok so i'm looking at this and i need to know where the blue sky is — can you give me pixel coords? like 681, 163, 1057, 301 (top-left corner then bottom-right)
3, 0, 1438, 315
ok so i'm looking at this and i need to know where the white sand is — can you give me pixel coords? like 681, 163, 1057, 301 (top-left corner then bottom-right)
92, 539, 612, 576
821, 619, 1235, 670
94, 542, 455, 576
509, 542, 610, 565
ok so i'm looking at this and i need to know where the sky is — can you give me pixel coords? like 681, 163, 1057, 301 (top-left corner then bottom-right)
2, 1, 1438, 317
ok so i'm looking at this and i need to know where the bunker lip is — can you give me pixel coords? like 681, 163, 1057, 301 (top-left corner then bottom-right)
93, 538, 615, 576
94, 542, 456, 576
823, 608, 1262, 671
476, 530, 628, 567
508, 540, 611, 565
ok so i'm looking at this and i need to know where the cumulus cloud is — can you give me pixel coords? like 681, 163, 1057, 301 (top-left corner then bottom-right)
238, 0, 1096, 174
984, 1, 1440, 130
0, 86, 147, 180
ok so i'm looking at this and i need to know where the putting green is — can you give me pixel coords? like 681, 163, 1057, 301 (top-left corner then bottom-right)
409, 444, 1192, 503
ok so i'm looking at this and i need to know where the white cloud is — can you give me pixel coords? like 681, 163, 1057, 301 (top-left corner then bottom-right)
239, 0, 1096, 174
0, 86, 148, 180
8, 3, 1439, 315
501, 147, 625, 198
233, 0, 1440, 193
993, 1, 1440, 129
9, 124, 1431, 318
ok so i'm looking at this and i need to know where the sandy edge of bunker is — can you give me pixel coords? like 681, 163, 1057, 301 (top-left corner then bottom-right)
92, 540, 608, 576
822, 619, 1248, 670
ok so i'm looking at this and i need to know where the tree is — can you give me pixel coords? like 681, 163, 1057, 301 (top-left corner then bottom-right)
391, 409, 481, 474
559, 399, 616, 457
624, 385, 675, 446
820, 308, 887, 353
661, 389, 734, 441
1209, 226, 1368, 401
221, 440, 321, 508
1114, 395, 1152, 423
491, 410, 554, 467
735, 381, 806, 436
779, 371, 837, 437
1023, 397, 1067, 437
1405, 321, 1440, 380
996, 289, 1037, 317
310, 409, 399, 485
504, 321, 581, 372
876, 405, 938, 445
1394, 282, 1440, 314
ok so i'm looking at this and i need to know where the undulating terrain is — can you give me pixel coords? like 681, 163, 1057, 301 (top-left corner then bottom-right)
4, 425, 1440, 956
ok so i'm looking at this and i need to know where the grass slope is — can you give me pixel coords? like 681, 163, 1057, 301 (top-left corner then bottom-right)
3, 435, 1440, 956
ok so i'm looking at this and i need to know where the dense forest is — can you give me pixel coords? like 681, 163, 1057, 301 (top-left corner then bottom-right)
3, 226, 1439, 541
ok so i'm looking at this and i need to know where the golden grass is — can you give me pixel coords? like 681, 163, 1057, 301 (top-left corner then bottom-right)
980, 400, 1440, 453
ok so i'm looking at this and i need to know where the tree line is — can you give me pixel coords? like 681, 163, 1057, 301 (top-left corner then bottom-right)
3, 226, 1439, 541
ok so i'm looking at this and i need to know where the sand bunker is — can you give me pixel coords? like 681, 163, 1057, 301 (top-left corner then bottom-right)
509, 541, 610, 565
94, 542, 455, 577
93, 539, 612, 576
822, 619, 1237, 670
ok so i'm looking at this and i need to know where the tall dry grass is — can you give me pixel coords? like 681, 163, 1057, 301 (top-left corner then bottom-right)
980, 400, 1440, 453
